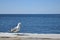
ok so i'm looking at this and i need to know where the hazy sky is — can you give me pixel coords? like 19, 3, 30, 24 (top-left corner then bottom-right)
0, 0, 60, 14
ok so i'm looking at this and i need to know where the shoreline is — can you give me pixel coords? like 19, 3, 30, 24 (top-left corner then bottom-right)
0, 33, 60, 40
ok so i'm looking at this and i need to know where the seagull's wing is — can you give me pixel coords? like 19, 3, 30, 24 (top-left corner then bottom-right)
11, 27, 18, 32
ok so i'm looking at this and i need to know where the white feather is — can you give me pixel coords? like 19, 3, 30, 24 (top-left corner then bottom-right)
10, 22, 21, 32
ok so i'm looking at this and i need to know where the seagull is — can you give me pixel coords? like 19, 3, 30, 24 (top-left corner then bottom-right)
10, 22, 21, 33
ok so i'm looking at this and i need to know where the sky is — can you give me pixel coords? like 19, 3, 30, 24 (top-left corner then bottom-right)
0, 0, 60, 14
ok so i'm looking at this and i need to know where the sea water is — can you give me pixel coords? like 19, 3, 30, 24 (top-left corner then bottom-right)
0, 14, 60, 34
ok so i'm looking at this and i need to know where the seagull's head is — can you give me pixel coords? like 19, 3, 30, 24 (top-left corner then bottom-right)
18, 22, 21, 26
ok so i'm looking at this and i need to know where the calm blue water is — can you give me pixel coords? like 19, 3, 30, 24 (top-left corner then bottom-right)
0, 14, 60, 34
